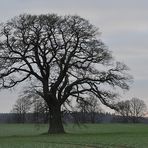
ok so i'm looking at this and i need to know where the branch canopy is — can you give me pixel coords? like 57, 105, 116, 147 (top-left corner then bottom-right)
0, 14, 132, 109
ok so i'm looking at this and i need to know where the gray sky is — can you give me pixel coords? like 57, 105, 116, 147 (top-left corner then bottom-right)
0, 0, 148, 112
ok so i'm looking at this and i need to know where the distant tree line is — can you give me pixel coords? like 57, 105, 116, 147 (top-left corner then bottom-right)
0, 95, 147, 124
0, 111, 148, 124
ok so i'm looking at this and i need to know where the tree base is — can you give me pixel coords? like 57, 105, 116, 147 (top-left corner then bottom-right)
48, 104, 65, 134
48, 123, 65, 134
48, 128, 65, 134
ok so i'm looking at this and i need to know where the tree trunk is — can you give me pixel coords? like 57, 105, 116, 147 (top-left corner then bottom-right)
48, 104, 65, 134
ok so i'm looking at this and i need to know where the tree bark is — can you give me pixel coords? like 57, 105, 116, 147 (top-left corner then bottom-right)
48, 104, 65, 134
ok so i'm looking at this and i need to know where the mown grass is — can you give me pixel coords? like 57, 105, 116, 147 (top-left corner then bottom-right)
0, 123, 148, 148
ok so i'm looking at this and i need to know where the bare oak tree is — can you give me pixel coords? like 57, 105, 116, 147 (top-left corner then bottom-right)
116, 98, 147, 123
115, 100, 131, 122
13, 89, 49, 123
130, 98, 147, 123
0, 14, 131, 133
32, 94, 49, 123
76, 94, 103, 123
11, 96, 31, 123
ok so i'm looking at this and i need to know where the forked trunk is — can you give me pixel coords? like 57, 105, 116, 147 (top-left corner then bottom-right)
48, 104, 65, 134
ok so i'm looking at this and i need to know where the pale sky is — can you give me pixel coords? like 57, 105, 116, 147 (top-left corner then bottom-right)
0, 0, 148, 112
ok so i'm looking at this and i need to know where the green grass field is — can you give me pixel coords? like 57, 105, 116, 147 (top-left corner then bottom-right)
0, 123, 148, 148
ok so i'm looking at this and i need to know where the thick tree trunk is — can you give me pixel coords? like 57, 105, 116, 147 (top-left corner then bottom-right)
48, 105, 65, 134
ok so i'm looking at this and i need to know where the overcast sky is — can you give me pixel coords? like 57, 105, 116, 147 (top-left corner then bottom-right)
0, 0, 148, 112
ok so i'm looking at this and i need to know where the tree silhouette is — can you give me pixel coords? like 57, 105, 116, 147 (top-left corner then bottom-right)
11, 96, 31, 123
115, 100, 131, 122
116, 98, 147, 123
0, 14, 131, 133
76, 94, 103, 123
130, 98, 147, 123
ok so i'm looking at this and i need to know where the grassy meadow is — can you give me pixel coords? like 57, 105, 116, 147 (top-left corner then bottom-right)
0, 123, 147, 148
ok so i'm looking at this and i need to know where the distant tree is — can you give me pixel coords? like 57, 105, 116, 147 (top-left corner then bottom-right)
0, 14, 131, 133
33, 97, 49, 123
116, 98, 147, 123
77, 95, 103, 123
116, 100, 131, 122
87, 96, 103, 123
19, 88, 49, 123
130, 98, 147, 123
11, 96, 31, 123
